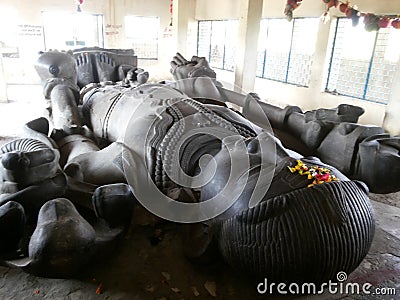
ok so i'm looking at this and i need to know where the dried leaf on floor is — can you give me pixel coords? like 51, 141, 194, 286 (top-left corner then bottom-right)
191, 286, 200, 297
145, 285, 155, 292
161, 271, 171, 281
96, 283, 103, 295
228, 285, 235, 296
171, 287, 181, 293
154, 228, 163, 237
204, 281, 217, 297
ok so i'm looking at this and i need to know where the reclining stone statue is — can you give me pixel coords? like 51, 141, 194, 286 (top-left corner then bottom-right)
0, 48, 395, 284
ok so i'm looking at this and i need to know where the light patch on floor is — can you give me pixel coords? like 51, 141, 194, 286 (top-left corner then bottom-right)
0, 84, 46, 137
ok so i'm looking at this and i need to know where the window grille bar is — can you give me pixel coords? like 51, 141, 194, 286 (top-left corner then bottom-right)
285, 20, 296, 83
262, 49, 267, 78
197, 20, 238, 72
222, 23, 227, 70
324, 17, 397, 104
363, 31, 379, 100
209, 21, 213, 63
325, 19, 339, 91
196, 22, 200, 57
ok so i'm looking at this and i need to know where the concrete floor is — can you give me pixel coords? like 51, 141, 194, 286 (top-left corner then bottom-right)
0, 87, 399, 299
0, 84, 46, 138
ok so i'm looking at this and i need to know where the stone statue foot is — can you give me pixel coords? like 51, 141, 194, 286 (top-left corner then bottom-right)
0, 199, 96, 277
0, 201, 25, 253
357, 135, 400, 193
2, 197, 127, 278
117, 64, 135, 82
92, 183, 135, 230
75, 52, 96, 88
95, 52, 116, 82
135, 68, 149, 84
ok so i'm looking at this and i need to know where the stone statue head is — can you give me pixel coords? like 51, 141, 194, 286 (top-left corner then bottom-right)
35, 50, 78, 85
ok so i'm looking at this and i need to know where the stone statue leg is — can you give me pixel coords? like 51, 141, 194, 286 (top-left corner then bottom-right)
63, 141, 126, 185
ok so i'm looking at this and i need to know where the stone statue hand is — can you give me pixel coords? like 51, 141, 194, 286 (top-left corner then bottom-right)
170, 53, 216, 81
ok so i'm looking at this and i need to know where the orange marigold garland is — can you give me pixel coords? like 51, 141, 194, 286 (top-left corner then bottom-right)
284, 0, 303, 21
288, 160, 339, 187
285, 0, 400, 31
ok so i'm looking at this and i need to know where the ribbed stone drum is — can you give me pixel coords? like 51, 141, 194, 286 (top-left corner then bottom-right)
217, 180, 374, 283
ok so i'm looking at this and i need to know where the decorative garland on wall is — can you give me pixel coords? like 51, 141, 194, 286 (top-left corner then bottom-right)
284, 0, 400, 31
75, 0, 84, 12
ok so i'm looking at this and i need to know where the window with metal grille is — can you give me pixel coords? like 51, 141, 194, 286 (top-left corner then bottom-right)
257, 18, 320, 87
42, 12, 104, 50
125, 16, 159, 60
326, 17, 400, 104
197, 20, 238, 71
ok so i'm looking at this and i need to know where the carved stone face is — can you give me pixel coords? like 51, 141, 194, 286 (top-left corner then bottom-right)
35, 51, 78, 85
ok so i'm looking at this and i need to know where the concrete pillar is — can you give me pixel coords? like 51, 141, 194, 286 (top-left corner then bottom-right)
234, 0, 263, 93
0, 45, 7, 103
383, 54, 400, 135
104, 0, 119, 49
172, 0, 197, 57
307, 18, 333, 110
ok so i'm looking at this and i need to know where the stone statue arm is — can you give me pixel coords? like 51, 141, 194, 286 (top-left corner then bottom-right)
170, 53, 400, 193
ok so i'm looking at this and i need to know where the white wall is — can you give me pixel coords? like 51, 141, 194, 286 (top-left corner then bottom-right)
0, 0, 398, 131
107, 0, 174, 77
195, 0, 400, 129
196, 0, 400, 19
0, 0, 175, 91
196, 0, 240, 20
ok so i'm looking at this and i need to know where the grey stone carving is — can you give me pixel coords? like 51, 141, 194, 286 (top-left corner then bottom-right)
0, 50, 386, 284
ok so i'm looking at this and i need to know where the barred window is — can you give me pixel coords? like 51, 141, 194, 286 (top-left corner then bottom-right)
197, 20, 238, 71
125, 16, 159, 60
42, 12, 104, 50
257, 18, 320, 87
326, 17, 400, 104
